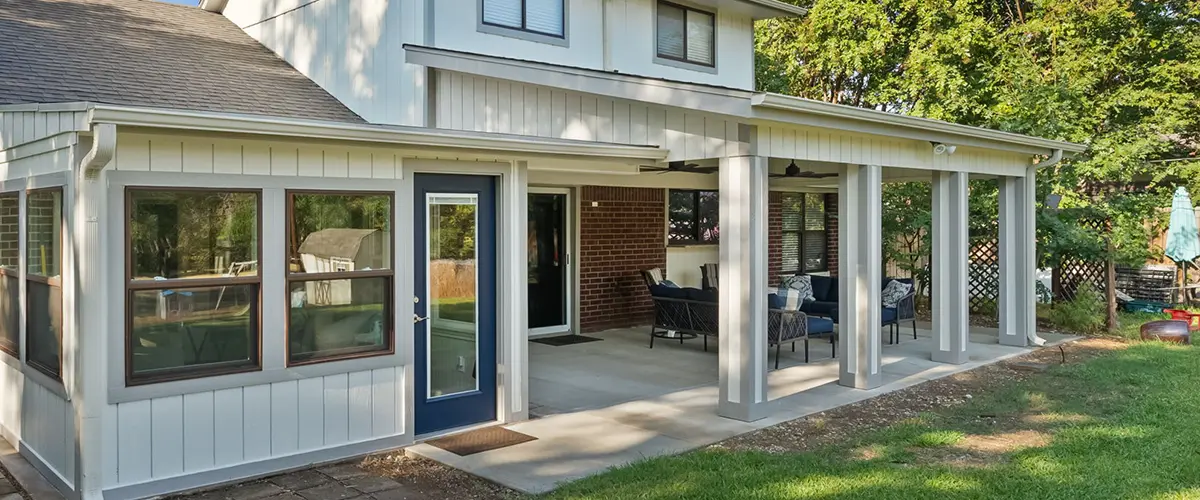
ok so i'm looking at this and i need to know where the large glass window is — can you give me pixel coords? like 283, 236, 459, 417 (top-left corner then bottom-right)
0, 193, 18, 358
668, 189, 719, 244
781, 193, 828, 274
287, 192, 393, 365
126, 189, 260, 384
26, 188, 62, 378
656, 1, 715, 66
483, 0, 565, 38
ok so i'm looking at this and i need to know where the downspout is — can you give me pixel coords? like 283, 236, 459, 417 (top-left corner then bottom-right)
1028, 148, 1063, 347
74, 121, 114, 500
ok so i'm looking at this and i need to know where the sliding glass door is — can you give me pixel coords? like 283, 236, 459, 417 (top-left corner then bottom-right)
528, 189, 570, 335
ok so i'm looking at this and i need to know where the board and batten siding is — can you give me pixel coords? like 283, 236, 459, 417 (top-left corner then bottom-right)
0, 362, 77, 490
104, 368, 403, 487
0, 110, 87, 151
752, 124, 1034, 176
433, 71, 746, 162
111, 134, 401, 178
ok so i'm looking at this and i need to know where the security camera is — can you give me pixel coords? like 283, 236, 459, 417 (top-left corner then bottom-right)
931, 142, 957, 155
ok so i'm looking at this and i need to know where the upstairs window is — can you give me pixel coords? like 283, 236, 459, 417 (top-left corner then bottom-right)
657, 1, 715, 67
483, 0, 566, 38
668, 190, 719, 244
781, 193, 828, 274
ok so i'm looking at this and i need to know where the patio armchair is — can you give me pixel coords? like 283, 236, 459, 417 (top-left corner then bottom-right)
700, 263, 719, 291
885, 288, 918, 345
646, 285, 835, 368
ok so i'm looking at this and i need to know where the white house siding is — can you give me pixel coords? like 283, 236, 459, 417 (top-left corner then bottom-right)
433, 70, 746, 162
103, 368, 402, 488
224, 0, 422, 126
431, 0, 605, 72
752, 124, 1033, 177
111, 134, 400, 179
21, 380, 76, 490
604, 0, 755, 90
0, 110, 87, 151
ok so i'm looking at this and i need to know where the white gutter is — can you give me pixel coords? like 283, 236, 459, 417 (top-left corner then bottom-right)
1033, 148, 1065, 168
752, 93, 1086, 155
80, 123, 115, 179
85, 104, 667, 163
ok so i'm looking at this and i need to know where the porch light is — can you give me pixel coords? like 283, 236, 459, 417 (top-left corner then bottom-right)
931, 142, 958, 155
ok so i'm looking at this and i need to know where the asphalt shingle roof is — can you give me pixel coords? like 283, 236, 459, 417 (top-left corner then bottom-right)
0, 0, 364, 123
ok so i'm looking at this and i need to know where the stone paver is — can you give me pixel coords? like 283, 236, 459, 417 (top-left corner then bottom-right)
337, 476, 401, 495
181, 460, 424, 500
268, 470, 330, 491
294, 483, 360, 500
227, 482, 286, 500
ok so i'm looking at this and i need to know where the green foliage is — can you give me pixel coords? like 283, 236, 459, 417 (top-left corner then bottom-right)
758, 0, 1200, 265
1047, 282, 1106, 334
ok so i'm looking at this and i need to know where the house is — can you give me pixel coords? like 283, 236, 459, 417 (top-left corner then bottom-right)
0, 0, 1086, 498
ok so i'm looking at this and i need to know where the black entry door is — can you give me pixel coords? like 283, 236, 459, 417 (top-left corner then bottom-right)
528, 193, 567, 331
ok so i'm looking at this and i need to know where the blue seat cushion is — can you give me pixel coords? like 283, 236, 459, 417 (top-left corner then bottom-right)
653, 285, 691, 300
809, 275, 835, 302
882, 307, 897, 323
686, 287, 718, 303
807, 317, 835, 334
800, 300, 838, 317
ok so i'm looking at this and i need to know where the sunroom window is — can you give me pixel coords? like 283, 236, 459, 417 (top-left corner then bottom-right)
0, 193, 17, 358
656, 1, 715, 67
483, 0, 566, 38
286, 192, 393, 365
126, 189, 261, 385
26, 188, 63, 379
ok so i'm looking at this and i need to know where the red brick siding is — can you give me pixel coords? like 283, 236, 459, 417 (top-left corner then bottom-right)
767, 191, 783, 285
578, 187, 666, 332
825, 193, 839, 276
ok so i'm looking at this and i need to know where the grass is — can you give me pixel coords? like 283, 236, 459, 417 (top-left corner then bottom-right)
542, 341, 1200, 500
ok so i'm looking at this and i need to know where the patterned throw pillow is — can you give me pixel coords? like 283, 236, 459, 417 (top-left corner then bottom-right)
882, 280, 913, 308
772, 286, 805, 311
782, 275, 815, 302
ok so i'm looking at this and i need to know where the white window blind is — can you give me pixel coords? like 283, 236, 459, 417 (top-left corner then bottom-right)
656, 1, 714, 66
656, 3, 686, 60
526, 0, 565, 36
483, 0, 522, 29
686, 10, 714, 65
483, 0, 565, 37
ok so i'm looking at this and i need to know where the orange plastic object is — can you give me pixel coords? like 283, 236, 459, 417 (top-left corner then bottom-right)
1163, 309, 1200, 332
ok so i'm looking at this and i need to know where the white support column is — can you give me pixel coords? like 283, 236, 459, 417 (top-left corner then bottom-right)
838, 164, 883, 390
717, 155, 769, 422
998, 166, 1038, 347
931, 171, 970, 364
498, 161, 530, 423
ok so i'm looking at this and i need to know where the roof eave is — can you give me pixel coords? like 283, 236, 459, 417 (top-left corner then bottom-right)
84, 104, 668, 163
751, 93, 1087, 156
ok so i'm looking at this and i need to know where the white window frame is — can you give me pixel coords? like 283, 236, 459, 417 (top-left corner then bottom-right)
653, 0, 718, 74
478, 0, 570, 48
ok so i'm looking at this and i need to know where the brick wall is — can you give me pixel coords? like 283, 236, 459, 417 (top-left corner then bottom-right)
0, 195, 18, 269
767, 191, 782, 285
825, 193, 839, 276
578, 187, 667, 332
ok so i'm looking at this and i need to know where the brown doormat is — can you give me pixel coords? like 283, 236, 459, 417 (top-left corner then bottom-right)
426, 426, 537, 456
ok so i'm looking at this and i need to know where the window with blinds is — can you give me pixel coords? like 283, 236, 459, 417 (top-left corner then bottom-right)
781, 193, 827, 273
656, 1, 715, 66
482, 0, 565, 38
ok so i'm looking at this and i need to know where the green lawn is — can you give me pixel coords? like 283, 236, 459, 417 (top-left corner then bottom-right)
543, 342, 1200, 500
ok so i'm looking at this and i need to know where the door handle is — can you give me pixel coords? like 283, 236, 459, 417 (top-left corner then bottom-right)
414, 314, 429, 324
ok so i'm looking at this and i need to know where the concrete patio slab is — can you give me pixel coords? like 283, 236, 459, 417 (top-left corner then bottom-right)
406, 326, 1076, 494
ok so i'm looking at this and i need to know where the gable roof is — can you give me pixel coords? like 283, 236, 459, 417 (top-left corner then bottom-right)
0, 0, 364, 123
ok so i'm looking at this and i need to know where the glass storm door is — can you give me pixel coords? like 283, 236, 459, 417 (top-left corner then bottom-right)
413, 174, 497, 435
528, 191, 569, 334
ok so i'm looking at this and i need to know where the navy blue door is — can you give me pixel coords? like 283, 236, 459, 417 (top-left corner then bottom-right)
413, 174, 497, 435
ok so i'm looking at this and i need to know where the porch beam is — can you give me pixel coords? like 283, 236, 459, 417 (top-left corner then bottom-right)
931, 171, 970, 364
838, 164, 883, 389
717, 155, 769, 422
997, 166, 1037, 346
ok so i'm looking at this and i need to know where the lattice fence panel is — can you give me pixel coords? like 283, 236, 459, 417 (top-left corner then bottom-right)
968, 236, 1000, 315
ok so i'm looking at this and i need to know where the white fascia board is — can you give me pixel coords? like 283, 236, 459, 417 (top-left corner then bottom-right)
0, 102, 92, 113
751, 93, 1086, 156
85, 104, 667, 163
405, 45, 755, 117
688, 0, 807, 18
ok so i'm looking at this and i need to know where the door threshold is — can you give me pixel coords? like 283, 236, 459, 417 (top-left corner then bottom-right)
528, 328, 573, 339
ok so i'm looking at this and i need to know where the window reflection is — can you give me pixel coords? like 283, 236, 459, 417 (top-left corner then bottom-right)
428, 198, 479, 398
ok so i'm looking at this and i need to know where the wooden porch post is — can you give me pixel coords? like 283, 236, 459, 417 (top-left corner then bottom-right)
998, 166, 1037, 347
838, 164, 883, 389
931, 171, 970, 364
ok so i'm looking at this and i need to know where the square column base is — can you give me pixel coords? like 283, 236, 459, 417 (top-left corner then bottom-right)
718, 400, 770, 422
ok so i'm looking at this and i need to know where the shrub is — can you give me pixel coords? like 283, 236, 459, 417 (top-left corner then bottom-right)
1047, 283, 1106, 334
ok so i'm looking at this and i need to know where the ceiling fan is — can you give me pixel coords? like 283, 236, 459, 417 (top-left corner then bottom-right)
640, 160, 718, 175
770, 160, 837, 179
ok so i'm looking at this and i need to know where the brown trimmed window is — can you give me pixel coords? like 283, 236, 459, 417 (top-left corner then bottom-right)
781, 193, 827, 274
286, 192, 393, 365
0, 192, 19, 358
26, 188, 63, 378
126, 189, 261, 385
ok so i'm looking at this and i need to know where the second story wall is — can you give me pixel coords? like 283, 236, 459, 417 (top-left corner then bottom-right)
222, 0, 428, 126
431, 0, 606, 70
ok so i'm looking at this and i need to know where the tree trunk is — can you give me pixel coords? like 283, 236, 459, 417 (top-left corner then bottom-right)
1106, 238, 1118, 333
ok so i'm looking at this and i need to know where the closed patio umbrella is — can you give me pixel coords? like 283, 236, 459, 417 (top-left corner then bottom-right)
1165, 186, 1200, 301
